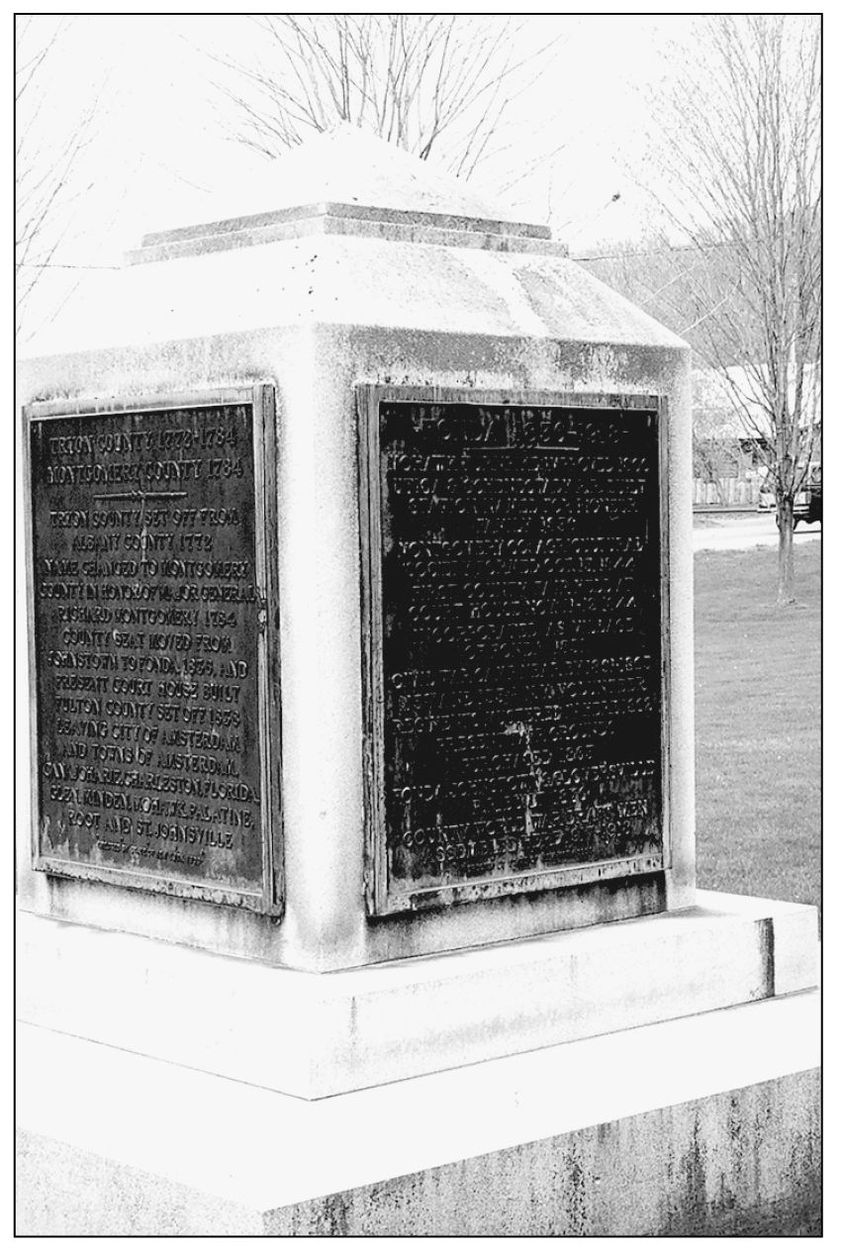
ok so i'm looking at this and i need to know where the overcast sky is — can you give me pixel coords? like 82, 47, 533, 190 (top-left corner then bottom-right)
20, 18, 701, 226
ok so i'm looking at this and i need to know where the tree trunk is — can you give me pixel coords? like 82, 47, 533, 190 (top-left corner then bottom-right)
777, 497, 796, 605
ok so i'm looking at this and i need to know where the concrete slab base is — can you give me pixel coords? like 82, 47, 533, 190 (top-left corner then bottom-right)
16, 988, 819, 1235
16, 892, 818, 1098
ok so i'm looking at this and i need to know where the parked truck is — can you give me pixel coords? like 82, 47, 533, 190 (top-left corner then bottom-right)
757, 462, 821, 527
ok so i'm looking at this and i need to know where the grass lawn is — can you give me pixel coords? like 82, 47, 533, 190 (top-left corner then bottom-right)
694, 540, 821, 912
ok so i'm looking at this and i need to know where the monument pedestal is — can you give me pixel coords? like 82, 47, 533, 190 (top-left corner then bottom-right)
17, 890, 819, 1234
17, 891, 817, 1099
17, 976, 819, 1236
16, 129, 820, 1234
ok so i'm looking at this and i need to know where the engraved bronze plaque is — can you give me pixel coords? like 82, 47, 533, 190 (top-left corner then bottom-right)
25, 389, 282, 912
359, 388, 668, 915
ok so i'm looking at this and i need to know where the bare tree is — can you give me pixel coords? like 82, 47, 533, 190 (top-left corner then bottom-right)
581, 18, 820, 601
214, 14, 559, 180
635, 16, 820, 604
582, 237, 764, 502
15, 16, 102, 337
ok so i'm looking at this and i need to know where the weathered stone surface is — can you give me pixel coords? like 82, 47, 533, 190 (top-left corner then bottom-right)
135, 123, 548, 246
264, 1074, 821, 1237
18, 362, 692, 969
16, 1131, 264, 1237
16, 989, 820, 1235
16, 893, 818, 1097
18, 124, 692, 970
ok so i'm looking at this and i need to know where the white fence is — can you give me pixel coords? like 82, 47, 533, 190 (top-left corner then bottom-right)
692, 478, 760, 507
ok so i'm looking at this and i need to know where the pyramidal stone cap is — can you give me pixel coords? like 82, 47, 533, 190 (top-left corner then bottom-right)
23, 121, 687, 357
128, 123, 560, 265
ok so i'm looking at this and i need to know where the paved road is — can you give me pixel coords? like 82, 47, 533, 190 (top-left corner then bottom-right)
693, 513, 822, 552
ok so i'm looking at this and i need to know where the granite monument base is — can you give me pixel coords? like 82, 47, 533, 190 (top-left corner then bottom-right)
17, 891, 817, 1099
17, 985, 819, 1235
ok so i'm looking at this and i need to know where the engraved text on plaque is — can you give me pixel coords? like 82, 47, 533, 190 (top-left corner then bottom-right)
26, 391, 281, 912
360, 390, 667, 914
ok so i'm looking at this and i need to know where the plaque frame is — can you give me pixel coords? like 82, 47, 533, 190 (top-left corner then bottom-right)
357, 384, 672, 917
23, 385, 284, 915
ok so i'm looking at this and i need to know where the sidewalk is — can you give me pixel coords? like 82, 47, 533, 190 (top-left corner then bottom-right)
693, 513, 821, 552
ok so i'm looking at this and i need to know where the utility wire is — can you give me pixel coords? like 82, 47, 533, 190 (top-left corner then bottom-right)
572, 239, 734, 262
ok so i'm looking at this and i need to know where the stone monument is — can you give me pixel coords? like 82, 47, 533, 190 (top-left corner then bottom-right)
16, 127, 819, 1234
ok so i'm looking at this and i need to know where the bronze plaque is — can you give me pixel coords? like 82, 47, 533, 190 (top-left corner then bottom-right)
26, 390, 282, 913
360, 389, 667, 915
